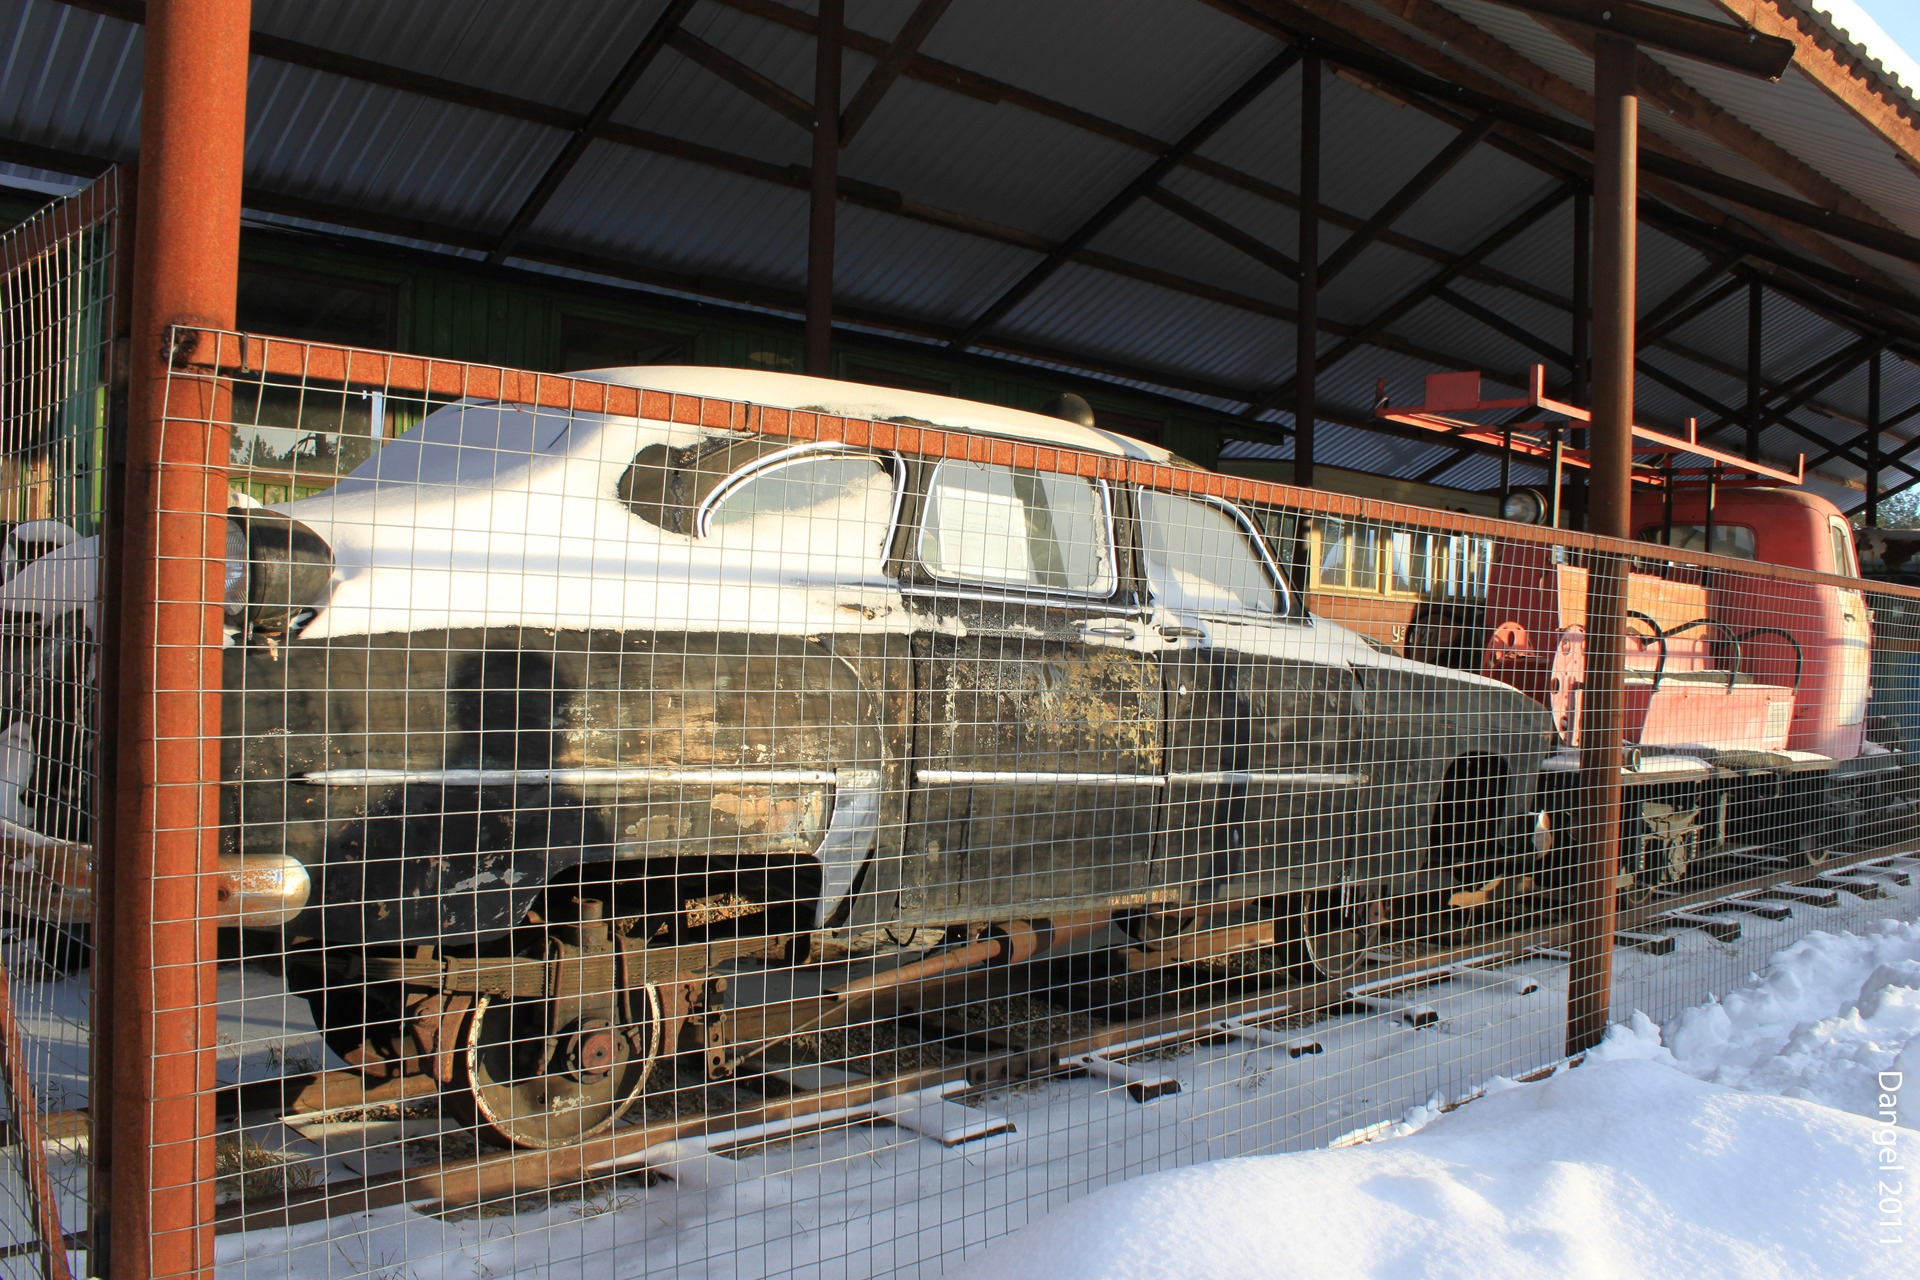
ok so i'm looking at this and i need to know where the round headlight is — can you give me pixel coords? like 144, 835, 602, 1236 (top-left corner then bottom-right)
224, 518, 250, 621
1500, 488, 1548, 525
225, 508, 333, 636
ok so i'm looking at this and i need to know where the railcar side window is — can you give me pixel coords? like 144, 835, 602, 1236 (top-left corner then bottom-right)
1829, 517, 1859, 576
1313, 518, 1488, 601
705, 454, 888, 529
917, 460, 1114, 594
702, 451, 898, 556
1138, 489, 1283, 615
1635, 523, 1758, 560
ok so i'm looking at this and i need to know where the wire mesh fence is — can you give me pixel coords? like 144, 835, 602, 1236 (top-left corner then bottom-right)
7, 247, 1920, 1275
0, 169, 121, 1279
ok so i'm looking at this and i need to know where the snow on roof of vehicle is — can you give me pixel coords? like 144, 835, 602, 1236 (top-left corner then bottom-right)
571, 366, 1177, 465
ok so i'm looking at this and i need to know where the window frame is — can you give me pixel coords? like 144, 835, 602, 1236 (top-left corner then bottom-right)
1634, 522, 1760, 562
694, 441, 906, 542
1136, 488, 1292, 619
1828, 516, 1860, 578
235, 264, 398, 349
912, 458, 1121, 601
1307, 519, 1493, 602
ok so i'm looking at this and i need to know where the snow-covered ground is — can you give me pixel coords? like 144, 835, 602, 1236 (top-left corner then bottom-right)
6, 870, 1916, 1278
960, 919, 1920, 1280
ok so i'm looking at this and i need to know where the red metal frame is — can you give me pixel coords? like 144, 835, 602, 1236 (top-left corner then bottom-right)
1375, 364, 1806, 487
118, 2, 253, 1277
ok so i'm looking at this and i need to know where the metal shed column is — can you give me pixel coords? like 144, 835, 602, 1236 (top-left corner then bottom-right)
1868, 346, 1883, 526
1294, 52, 1320, 488
116, 1, 250, 1275
1568, 34, 1636, 1057
807, 0, 843, 375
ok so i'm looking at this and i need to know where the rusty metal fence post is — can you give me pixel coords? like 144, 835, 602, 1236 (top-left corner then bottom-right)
114, 2, 251, 1276
1567, 34, 1638, 1057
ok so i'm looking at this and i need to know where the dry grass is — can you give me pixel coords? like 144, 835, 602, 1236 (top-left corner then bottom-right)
213, 1135, 321, 1202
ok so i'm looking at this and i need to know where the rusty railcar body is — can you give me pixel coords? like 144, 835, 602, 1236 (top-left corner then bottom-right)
1306, 469, 1890, 902
0, 369, 1551, 1148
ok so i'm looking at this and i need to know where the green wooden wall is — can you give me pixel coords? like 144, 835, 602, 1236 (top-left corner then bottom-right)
236, 230, 1229, 468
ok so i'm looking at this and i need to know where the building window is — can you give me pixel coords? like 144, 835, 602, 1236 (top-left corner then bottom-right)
237, 267, 394, 348
230, 269, 401, 502
560, 317, 693, 372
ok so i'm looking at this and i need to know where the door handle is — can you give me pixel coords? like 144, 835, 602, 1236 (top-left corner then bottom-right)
1076, 621, 1139, 640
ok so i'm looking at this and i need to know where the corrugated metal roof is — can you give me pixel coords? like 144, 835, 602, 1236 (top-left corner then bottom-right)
6, 0, 1920, 512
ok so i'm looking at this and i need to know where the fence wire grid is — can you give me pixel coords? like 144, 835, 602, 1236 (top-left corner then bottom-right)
0, 170, 119, 1279
6, 176, 1920, 1280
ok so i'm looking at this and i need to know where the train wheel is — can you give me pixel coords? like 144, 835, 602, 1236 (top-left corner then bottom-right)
1297, 886, 1382, 979
454, 983, 661, 1150
1786, 830, 1833, 868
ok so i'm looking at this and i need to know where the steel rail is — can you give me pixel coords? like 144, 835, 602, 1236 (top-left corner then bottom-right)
197, 835, 1920, 1232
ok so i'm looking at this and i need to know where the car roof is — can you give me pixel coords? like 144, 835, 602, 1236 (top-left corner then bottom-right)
569, 366, 1177, 464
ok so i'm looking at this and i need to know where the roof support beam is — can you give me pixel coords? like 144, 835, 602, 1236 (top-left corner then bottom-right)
1319, 113, 1497, 285
807, 0, 843, 373
1837, 400, 1920, 479
949, 41, 1306, 348
0, 136, 1529, 395
1694, 339, 1915, 482
1486, 1, 1793, 79
1429, 283, 1754, 428
1143, 188, 1300, 279
838, 0, 953, 144
54, 0, 1920, 332
668, 28, 817, 130
487, 0, 696, 265
1523, 8, 1901, 252
1746, 278, 1764, 459
1243, 183, 1572, 418
1296, 52, 1322, 485
1226, 0, 1920, 287
1867, 347, 1883, 524
1636, 257, 1744, 347
1764, 395, 1920, 487
1316, 33, 1920, 267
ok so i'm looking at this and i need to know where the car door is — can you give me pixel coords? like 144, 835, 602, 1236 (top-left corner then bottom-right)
1135, 488, 1367, 903
897, 458, 1164, 918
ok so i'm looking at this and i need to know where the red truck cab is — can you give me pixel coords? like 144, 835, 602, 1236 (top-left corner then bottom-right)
1628, 487, 1870, 761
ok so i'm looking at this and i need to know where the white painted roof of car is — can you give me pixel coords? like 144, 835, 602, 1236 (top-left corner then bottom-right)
570, 366, 1177, 464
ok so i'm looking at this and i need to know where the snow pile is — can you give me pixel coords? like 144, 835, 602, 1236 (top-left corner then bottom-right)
957, 924, 1920, 1280
1658, 919, 1920, 1126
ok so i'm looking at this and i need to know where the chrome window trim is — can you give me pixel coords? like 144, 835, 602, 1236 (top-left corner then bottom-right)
914, 459, 1120, 600
896, 583, 1142, 614
1134, 488, 1293, 619
693, 442, 907, 542
300, 766, 840, 787
915, 768, 1366, 789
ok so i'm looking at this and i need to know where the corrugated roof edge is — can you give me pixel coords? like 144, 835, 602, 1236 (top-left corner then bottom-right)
1804, 2, 1920, 111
